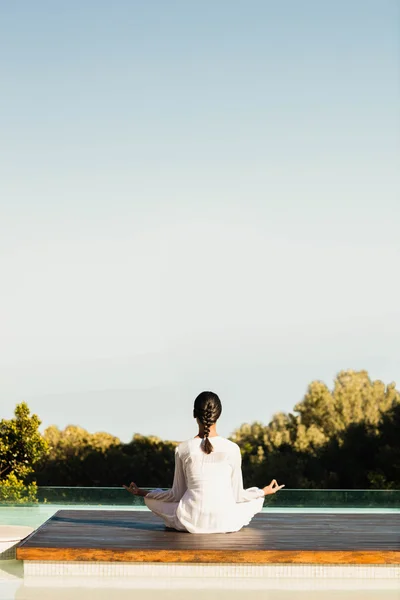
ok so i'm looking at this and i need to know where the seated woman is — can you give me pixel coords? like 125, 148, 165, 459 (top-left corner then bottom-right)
123, 391, 284, 534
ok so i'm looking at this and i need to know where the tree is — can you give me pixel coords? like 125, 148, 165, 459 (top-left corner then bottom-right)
33, 425, 121, 486
230, 370, 400, 489
0, 402, 48, 502
33, 426, 178, 487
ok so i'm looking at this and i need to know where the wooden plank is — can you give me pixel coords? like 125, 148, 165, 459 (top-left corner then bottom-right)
16, 546, 400, 564
16, 509, 400, 564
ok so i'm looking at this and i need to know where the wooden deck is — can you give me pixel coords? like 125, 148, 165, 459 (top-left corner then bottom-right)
17, 510, 400, 564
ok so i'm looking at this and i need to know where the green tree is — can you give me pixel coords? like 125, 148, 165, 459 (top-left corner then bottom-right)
231, 370, 400, 489
33, 425, 121, 486
0, 402, 48, 502
369, 401, 400, 488
33, 426, 177, 487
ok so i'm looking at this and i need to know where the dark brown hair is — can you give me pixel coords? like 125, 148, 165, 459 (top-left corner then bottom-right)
193, 391, 222, 454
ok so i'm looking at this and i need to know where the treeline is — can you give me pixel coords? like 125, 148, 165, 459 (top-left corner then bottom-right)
232, 370, 400, 489
32, 427, 177, 488
1, 370, 399, 497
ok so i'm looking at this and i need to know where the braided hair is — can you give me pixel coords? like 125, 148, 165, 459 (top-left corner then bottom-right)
193, 391, 222, 455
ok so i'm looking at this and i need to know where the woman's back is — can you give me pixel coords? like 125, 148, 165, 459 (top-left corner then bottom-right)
179, 436, 237, 498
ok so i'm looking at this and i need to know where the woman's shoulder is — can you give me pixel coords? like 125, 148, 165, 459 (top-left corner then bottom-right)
220, 437, 241, 454
175, 437, 201, 452
215, 436, 239, 450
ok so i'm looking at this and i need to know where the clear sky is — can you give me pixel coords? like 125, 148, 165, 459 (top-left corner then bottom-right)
0, 1, 399, 442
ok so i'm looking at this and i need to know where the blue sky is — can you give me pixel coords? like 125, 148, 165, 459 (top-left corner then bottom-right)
0, 1, 399, 442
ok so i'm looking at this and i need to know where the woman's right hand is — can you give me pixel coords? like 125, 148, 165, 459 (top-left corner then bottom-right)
123, 482, 140, 495
262, 479, 285, 496
122, 481, 149, 498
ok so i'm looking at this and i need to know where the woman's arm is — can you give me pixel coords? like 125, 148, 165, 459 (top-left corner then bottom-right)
231, 445, 284, 501
123, 446, 187, 503
231, 445, 265, 502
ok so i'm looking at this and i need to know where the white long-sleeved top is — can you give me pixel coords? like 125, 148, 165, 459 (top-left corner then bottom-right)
144, 436, 264, 533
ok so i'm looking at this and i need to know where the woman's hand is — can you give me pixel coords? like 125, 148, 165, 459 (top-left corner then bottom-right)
122, 482, 149, 497
262, 479, 285, 496
123, 482, 140, 495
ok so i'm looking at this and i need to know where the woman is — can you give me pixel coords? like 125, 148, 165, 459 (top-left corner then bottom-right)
123, 391, 284, 534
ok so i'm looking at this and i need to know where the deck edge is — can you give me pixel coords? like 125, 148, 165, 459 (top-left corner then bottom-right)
16, 546, 400, 564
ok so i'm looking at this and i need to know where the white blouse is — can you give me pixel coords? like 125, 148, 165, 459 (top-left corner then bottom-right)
144, 436, 264, 534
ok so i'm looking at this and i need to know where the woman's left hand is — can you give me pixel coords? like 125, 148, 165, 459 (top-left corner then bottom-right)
262, 479, 285, 496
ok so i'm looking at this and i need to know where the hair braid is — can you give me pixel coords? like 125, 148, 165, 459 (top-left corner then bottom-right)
193, 392, 222, 455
